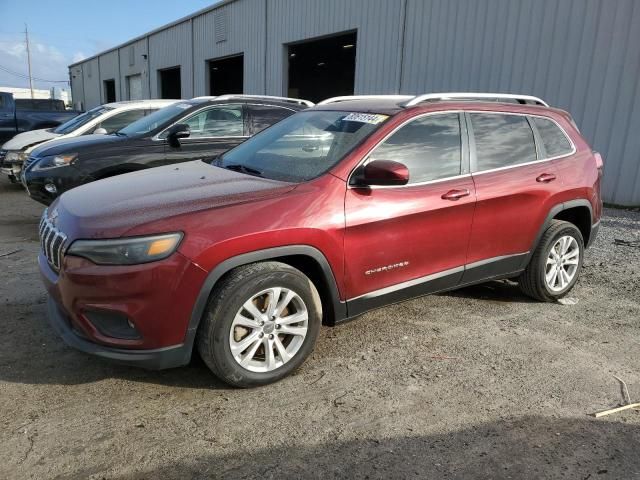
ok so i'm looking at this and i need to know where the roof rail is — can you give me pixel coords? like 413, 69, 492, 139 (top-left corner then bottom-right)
214, 94, 314, 107
318, 95, 414, 105
404, 92, 548, 107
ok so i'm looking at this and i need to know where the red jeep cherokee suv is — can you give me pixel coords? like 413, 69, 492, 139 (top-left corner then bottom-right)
39, 93, 603, 387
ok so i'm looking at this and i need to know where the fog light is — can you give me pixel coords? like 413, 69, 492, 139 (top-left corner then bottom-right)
44, 183, 57, 194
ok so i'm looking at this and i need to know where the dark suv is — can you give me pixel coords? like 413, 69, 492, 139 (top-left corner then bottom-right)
22, 95, 312, 204
38, 93, 603, 387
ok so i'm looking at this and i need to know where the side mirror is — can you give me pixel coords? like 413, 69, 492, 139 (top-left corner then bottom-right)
166, 123, 190, 147
93, 127, 108, 135
351, 159, 409, 187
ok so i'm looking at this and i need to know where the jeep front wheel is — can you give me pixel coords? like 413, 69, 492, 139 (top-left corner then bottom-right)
196, 262, 322, 387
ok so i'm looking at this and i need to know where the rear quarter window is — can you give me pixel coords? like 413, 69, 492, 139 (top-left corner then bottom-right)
531, 117, 573, 158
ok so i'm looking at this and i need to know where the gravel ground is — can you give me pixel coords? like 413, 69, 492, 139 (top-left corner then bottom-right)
0, 176, 638, 480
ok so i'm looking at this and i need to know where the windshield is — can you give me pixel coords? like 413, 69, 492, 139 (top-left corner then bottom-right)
217, 110, 388, 182
52, 106, 112, 134
117, 102, 193, 136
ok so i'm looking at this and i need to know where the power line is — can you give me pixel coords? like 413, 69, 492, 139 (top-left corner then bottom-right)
0, 64, 68, 83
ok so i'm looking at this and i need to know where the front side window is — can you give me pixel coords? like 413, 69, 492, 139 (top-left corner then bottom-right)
470, 113, 537, 171
183, 105, 244, 138
95, 109, 150, 134
53, 106, 112, 134
368, 113, 462, 184
532, 117, 573, 158
218, 110, 388, 182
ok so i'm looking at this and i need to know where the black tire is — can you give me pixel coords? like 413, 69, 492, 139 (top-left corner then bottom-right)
519, 220, 584, 302
196, 261, 322, 388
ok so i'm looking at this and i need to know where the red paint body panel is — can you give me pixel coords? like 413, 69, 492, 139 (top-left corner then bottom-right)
344, 177, 475, 298
39, 251, 207, 349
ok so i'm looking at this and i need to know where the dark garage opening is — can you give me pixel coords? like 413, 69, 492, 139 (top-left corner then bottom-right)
209, 54, 244, 95
287, 31, 356, 103
103, 79, 116, 103
159, 66, 182, 99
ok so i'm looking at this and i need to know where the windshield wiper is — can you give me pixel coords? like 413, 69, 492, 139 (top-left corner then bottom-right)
224, 163, 263, 177
113, 131, 128, 137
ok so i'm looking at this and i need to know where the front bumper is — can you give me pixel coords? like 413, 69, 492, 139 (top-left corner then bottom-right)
39, 249, 208, 369
24, 164, 90, 205
47, 296, 191, 369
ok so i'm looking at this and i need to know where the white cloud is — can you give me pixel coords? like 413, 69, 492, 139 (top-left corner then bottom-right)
0, 38, 71, 89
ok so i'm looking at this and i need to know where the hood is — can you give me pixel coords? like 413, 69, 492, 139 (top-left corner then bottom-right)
30, 133, 125, 158
2, 129, 58, 151
54, 160, 297, 239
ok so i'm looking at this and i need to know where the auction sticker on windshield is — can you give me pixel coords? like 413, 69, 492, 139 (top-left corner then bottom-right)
343, 113, 388, 124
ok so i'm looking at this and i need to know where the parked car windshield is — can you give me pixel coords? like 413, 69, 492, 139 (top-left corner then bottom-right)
117, 102, 193, 136
52, 106, 113, 134
217, 110, 389, 182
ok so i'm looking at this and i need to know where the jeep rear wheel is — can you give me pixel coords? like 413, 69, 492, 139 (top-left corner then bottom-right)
196, 262, 322, 387
519, 219, 584, 302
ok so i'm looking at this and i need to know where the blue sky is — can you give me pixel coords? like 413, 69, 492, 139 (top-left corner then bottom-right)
0, 0, 216, 90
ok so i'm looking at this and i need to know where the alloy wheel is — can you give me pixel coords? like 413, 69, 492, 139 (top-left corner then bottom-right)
229, 287, 309, 373
545, 235, 580, 292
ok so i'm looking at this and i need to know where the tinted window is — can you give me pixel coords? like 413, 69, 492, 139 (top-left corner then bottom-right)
532, 117, 572, 157
15, 99, 64, 111
184, 105, 244, 138
250, 105, 295, 134
96, 109, 149, 134
0, 95, 4, 109
470, 113, 536, 171
369, 114, 461, 184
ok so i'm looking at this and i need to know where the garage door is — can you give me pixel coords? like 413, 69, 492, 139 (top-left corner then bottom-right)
127, 74, 142, 100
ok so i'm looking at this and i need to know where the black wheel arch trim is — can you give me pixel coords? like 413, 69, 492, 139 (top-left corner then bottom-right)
520, 199, 594, 269
183, 245, 347, 360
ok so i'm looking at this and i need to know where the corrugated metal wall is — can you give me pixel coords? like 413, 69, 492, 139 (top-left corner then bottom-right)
69, 65, 84, 110
69, 0, 640, 205
193, 0, 266, 95
399, 0, 640, 206
98, 50, 120, 101
81, 57, 101, 109
148, 20, 193, 98
118, 39, 149, 100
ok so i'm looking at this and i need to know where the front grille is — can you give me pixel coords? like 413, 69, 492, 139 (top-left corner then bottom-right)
23, 155, 38, 171
39, 208, 68, 271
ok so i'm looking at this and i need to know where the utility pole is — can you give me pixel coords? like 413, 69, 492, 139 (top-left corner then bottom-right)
24, 24, 34, 99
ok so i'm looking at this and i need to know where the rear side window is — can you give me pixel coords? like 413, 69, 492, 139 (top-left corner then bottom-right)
470, 113, 537, 171
532, 117, 573, 158
249, 105, 295, 134
369, 113, 462, 184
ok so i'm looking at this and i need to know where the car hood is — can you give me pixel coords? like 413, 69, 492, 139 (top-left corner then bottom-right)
2, 129, 58, 151
53, 160, 297, 239
30, 133, 125, 157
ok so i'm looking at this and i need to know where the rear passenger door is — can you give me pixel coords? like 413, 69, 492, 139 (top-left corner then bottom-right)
463, 112, 562, 283
344, 112, 476, 314
163, 104, 248, 164
247, 105, 296, 135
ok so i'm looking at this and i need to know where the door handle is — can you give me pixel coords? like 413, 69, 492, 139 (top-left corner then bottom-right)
441, 188, 471, 201
536, 173, 556, 183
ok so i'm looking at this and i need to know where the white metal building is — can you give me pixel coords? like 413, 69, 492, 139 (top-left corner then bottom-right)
68, 0, 640, 205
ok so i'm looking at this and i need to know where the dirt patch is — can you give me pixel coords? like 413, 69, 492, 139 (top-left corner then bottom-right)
0, 177, 638, 479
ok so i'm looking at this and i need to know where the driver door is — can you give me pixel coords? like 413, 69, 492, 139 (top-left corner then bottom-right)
344, 112, 476, 315
163, 104, 249, 165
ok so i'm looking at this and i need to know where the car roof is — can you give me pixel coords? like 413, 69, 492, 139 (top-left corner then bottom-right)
103, 99, 180, 110
187, 95, 310, 110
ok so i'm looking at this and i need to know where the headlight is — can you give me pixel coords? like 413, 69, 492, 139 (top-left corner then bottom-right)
5, 151, 25, 162
32, 153, 78, 171
67, 233, 183, 265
